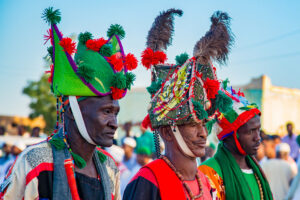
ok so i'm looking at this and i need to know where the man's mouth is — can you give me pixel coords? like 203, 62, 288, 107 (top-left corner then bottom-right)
194, 141, 206, 148
106, 132, 115, 138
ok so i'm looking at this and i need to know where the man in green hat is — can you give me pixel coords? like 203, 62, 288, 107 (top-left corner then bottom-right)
199, 85, 273, 200
0, 7, 138, 200
124, 9, 234, 200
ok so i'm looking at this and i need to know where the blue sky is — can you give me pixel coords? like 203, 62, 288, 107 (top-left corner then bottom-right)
0, 0, 300, 116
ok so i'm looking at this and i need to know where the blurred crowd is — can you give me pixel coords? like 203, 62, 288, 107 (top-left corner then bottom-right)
105, 123, 164, 196
1, 121, 300, 199
0, 124, 45, 183
252, 123, 300, 200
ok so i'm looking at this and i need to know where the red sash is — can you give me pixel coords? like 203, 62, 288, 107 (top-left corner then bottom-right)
144, 159, 186, 200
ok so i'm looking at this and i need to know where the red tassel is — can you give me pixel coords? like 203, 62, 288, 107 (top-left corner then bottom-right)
111, 87, 125, 100
125, 53, 138, 71
64, 159, 80, 200
141, 114, 153, 131
46, 64, 54, 83
44, 29, 53, 45
141, 48, 154, 69
237, 89, 245, 97
234, 132, 247, 155
59, 37, 77, 55
153, 51, 167, 65
86, 38, 107, 51
203, 78, 220, 99
108, 55, 124, 72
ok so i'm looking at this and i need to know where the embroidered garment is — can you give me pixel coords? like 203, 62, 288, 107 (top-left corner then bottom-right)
0, 141, 120, 200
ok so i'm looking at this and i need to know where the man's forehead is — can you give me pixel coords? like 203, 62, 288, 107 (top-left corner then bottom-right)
79, 95, 119, 107
240, 115, 261, 131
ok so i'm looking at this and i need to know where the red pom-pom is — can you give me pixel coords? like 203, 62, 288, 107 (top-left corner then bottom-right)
86, 38, 107, 51
125, 53, 138, 71
141, 48, 167, 69
203, 78, 220, 99
59, 37, 77, 55
141, 48, 154, 70
141, 114, 153, 131
111, 87, 125, 100
108, 55, 124, 72
153, 51, 167, 65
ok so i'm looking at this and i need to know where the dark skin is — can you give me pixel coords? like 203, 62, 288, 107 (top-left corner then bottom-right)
287, 124, 293, 137
123, 144, 134, 160
160, 121, 207, 180
65, 95, 120, 178
223, 115, 261, 169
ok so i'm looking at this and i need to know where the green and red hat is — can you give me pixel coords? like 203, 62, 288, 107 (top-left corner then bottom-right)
208, 81, 261, 155
43, 7, 138, 100
141, 9, 234, 129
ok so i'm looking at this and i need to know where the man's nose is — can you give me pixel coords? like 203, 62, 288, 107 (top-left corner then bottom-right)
197, 124, 208, 139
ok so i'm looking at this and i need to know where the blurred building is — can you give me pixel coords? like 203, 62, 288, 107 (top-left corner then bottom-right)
240, 75, 300, 136
0, 115, 45, 135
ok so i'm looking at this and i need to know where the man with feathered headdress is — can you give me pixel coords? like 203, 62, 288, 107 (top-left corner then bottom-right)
123, 9, 234, 200
0, 7, 139, 200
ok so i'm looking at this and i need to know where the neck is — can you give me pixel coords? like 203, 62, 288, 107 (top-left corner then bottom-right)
124, 154, 132, 161
224, 142, 249, 169
164, 145, 197, 180
67, 124, 96, 166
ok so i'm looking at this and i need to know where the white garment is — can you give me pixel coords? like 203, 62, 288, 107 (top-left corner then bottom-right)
285, 154, 300, 200
261, 159, 294, 200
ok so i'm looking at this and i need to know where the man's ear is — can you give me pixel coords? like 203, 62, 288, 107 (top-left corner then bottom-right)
159, 126, 173, 142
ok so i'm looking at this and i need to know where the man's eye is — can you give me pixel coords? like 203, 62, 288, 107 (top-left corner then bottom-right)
104, 109, 111, 114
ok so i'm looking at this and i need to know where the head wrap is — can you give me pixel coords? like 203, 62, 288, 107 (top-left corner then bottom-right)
209, 83, 261, 155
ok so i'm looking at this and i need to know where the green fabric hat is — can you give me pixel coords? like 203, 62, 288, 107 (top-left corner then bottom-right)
42, 7, 138, 100
141, 9, 234, 128
137, 146, 152, 156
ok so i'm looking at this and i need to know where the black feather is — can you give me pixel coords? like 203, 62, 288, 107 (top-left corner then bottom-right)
147, 8, 183, 51
193, 11, 234, 65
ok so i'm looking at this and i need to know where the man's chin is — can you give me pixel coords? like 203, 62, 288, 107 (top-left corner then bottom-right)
96, 140, 114, 147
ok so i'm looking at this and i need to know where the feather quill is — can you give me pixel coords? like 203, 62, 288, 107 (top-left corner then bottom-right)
193, 11, 234, 65
146, 8, 183, 51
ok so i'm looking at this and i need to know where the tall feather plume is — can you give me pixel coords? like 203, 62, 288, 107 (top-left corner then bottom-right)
193, 11, 234, 65
146, 8, 183, 52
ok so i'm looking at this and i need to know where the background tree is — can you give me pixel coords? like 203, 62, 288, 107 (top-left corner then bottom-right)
23, 34, 77, 134
23, 57, 56, 134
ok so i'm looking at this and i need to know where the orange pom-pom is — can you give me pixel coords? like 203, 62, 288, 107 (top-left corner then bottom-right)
125, 53, 138, 71
86, 38, 107, 51
108, 55, 124, 72
141, 48, 154, 70
59, 37, 77, 55
111, 87, 125, 100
